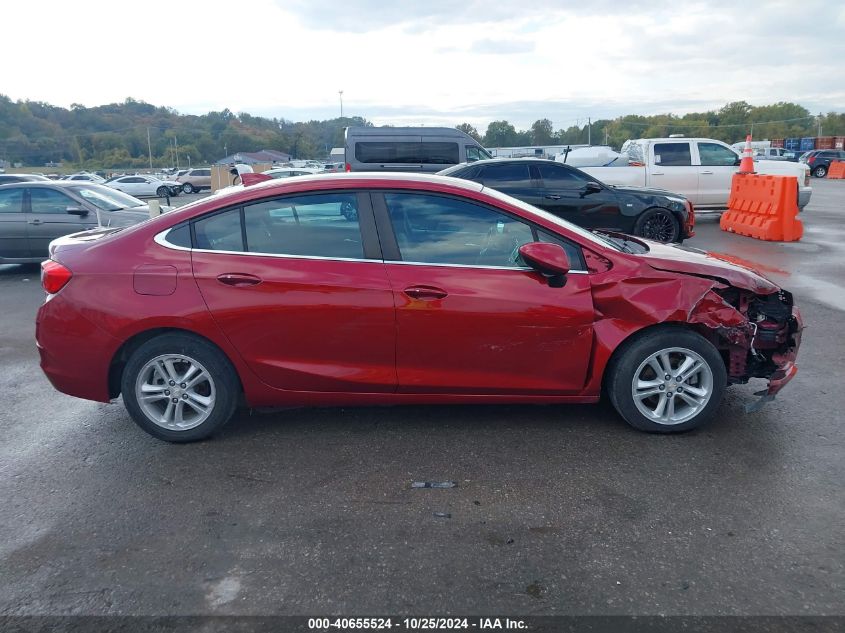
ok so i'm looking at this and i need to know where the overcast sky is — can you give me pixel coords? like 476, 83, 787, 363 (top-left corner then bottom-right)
4, 0, 844, 130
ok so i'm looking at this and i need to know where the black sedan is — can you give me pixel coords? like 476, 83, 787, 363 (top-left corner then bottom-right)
439, 158, 694, 243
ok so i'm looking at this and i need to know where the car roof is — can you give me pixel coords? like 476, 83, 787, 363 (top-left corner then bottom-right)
0, 180, 104, 189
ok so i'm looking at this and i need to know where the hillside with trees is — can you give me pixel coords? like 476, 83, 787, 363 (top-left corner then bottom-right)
1, 94, 843, 170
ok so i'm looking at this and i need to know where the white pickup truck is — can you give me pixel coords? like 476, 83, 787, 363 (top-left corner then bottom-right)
575, 138, 812, 212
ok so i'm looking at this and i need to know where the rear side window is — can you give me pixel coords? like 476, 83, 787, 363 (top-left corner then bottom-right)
0, 188, 24, 213
354, 142, 458, 165
466, 146, 491, 162
243, 193, 365, 259
653, 143, 692, 166
194, 209, 243, 252
479, 163, 532, 188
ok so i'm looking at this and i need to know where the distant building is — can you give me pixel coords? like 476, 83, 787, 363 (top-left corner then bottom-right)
217, 150, 291, 165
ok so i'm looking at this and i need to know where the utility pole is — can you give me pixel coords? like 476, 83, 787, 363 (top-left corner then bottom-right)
146, 127, 153, 170
818, 113, 823, 137
339, 90, 344, 119
587, 117, 591, 145
175, 136, 179, 170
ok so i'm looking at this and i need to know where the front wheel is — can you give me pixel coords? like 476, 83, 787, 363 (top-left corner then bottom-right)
607, 328, 726, 433
182, 182, 196, 194
633, 208, 680, 243
121, 333, 240, 442
813, 165, 827, 178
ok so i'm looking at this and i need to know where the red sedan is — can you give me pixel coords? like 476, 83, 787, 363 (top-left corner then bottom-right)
36, 173, 802, 442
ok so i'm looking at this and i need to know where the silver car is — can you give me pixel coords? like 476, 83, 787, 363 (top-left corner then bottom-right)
0, 182, 169, 264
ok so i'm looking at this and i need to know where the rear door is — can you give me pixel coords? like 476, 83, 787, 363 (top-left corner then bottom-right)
475, 162, 546, 208
190, 191, 396, 393
695, 141, 741, 206
535, 162, 623, 229
27, 187, 96, 257
648, 142, 699, 202
374, 190, 594, 394
0, 187, 29, 260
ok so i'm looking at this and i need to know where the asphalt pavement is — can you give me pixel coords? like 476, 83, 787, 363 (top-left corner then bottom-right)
0, 181, 843, 617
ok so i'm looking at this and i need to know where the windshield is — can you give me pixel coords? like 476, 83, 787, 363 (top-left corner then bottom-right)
480, 186, 622, 251
73, 185, 146, 211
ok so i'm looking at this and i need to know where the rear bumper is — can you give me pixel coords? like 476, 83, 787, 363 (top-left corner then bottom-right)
36, 295, 119, 403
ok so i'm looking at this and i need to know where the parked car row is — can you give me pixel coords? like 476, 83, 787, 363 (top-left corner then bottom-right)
799, 149, 845, 178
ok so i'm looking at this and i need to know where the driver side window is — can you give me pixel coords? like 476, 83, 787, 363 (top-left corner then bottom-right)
383, 192, 534, 267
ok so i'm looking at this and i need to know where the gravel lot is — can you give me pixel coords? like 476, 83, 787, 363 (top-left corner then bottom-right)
0, 180, 842, 617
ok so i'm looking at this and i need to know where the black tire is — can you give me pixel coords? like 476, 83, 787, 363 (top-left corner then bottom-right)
182, 182, 195, 194
156, 186, 169, 197
633, 208, 680, 243
606, 327, 726, 433
121, 333, 240, 442
813, 165, 827, 178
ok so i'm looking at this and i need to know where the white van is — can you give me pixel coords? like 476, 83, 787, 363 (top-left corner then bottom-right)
343, 127, 491, 172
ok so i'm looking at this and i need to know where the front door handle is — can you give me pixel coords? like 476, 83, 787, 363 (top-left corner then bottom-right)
217, 273, 262, 287
404, 285, 448, 300
651, 172, 664, 175
544, 194, 561, 200
28, 219, 43, 225
700, 170, 714, 174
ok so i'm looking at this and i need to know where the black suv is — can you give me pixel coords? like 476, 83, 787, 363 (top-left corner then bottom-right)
438, 159, 694, 243
800, 149, 845, 178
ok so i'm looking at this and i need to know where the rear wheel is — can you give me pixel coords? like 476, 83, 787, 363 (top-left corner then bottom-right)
633, 208, 680, 242
813, 165, 827, 178
156, 186, 169, 197
121, 333, 239, 442
607, 328, 726, 433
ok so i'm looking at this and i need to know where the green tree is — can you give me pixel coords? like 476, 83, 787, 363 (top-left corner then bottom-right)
530, 118, 554, 145
456, 123, 481, 142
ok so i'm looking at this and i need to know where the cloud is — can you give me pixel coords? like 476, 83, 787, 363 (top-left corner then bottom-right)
469, 39, 535, 55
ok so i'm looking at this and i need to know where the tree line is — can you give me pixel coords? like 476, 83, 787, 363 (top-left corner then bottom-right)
1, 94, 843, 170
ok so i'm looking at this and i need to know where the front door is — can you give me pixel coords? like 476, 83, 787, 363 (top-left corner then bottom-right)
190, 191, 396, 393
696, 142, 741, 207
27, 187, 96, 257
375, 191, 594, 395
534, 162, 623, 230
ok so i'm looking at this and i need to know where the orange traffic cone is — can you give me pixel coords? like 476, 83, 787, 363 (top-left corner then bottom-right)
738, 134, 755, 174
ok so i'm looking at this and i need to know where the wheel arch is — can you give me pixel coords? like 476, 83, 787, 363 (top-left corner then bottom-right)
599, 321, 728, 395
108, 327, 243, 399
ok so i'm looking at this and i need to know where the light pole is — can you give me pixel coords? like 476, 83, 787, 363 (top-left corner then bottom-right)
338, 90, 344, 119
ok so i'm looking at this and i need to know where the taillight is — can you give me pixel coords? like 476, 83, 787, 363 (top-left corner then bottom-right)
807, 155, 816, 164
41, 260, 72, 294
345, 163, 352, 172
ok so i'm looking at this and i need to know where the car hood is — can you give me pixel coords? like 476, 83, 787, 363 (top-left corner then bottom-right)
637, 240, 779, 294
609, 184, 680, 199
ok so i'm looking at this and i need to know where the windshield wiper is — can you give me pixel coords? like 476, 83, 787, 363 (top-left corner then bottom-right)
593, 230, 635, 253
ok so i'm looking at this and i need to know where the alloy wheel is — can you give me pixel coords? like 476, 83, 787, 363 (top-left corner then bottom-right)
134, 354, 216, 431
631, 347, 713, 425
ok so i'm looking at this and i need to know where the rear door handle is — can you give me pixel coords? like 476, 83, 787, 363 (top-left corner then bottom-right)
544, 195, 561, 200
700, 170, 714, 174
651, 172, 664, 175
217, 273, 262, 287
404, 285, 448, 300
28, 219, 43, 225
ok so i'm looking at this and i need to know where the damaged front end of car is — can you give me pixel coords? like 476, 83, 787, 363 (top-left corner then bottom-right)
691, 286, 803, 411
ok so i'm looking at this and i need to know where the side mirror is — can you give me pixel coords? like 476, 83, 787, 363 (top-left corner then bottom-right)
581, 181, 602, 197
518, 242, 570, 288
66, 206, 89, 216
